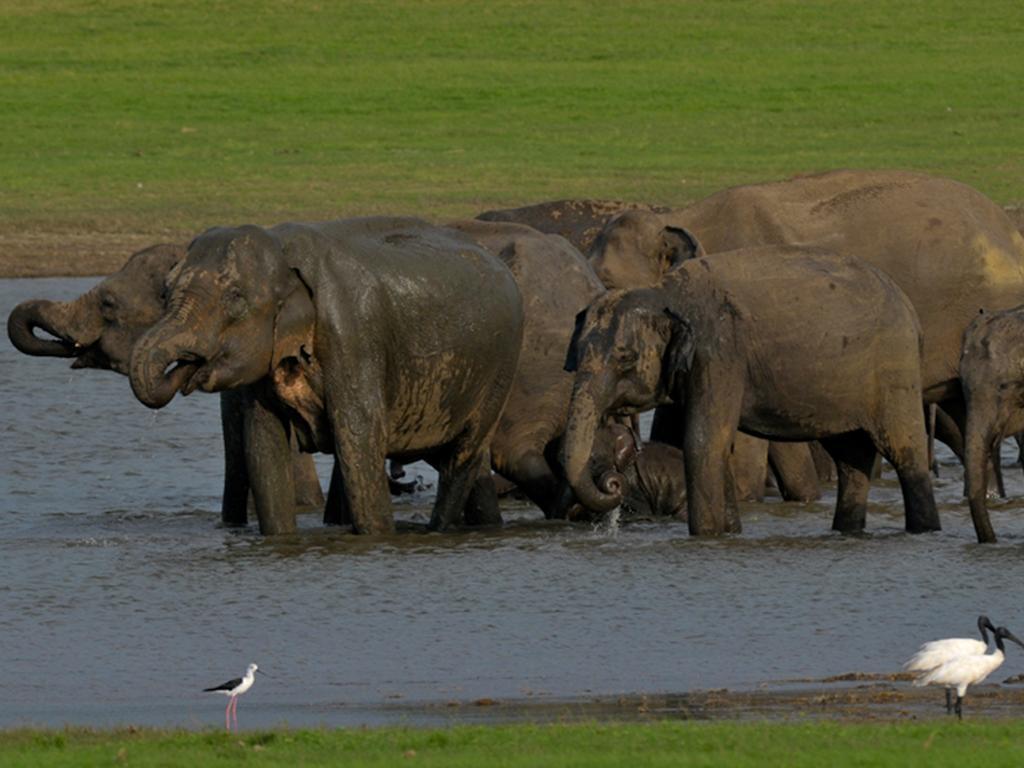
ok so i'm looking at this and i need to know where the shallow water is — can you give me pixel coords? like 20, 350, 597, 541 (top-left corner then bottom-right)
4, 277, 1024, 730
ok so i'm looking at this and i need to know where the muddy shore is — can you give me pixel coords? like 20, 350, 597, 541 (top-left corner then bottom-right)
412, 677, 1024, 725
3, 206, 1022, 279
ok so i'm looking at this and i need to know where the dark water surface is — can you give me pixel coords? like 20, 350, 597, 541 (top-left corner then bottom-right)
4, 277, 1024, 729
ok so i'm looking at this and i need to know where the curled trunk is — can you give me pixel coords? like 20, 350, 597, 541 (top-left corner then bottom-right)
562, 383, 623, 513
129, 322, 203, 410
7, 300, 77, 357
964, 410, 998, 543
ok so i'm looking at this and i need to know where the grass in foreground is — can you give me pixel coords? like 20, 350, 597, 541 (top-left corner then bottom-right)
3, 721, 1024, 767
1, 0, 1022, 238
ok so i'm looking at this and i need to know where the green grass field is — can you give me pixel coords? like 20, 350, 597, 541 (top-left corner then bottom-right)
4, 721, 1024, 767
2, 0, 1022, 238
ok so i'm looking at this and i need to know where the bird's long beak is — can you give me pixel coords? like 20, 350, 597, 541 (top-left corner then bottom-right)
258, 669, 272, 677
1005, 631, 1024, 649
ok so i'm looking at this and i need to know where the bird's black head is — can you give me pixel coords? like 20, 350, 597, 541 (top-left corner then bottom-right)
994, 626, 1024, 651
978, 615, 997, 639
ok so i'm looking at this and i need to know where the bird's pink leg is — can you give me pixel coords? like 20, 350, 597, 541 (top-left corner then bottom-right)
225, 698, 231, 731
232, 696, 239, 729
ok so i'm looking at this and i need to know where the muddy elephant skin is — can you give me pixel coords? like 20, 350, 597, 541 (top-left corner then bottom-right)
129, 217, 524, 535
6, 244, 326, 522
476, 199, 669, 254
446, 220, 605, 517
590, 169, 1024, 405
563, 245, 941, 538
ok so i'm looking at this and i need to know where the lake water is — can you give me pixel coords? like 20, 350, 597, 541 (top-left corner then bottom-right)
4, 277, 1024, 730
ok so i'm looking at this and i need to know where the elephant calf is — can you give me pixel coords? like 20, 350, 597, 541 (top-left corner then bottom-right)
563, 244, 941, 537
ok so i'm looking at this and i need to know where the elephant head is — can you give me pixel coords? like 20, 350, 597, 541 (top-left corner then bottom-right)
959, 308, 1024, 543
587, 210, 703, 289
129, 226, 315, 409
7, 244, 184, 373
561, 289, 695, 512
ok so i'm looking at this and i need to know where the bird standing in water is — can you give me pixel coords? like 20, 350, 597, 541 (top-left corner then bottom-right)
204, 663, 262, 731
903, 615, 997, 713
908, 626, 1024, 719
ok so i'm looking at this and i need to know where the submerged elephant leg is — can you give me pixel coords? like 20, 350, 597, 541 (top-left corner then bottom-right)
220, 391, 249, 527
292, 447, 324, 509
431, 439, 498, 531
730, 433, 769, 502
242, 391, 298, 535
323, 460, 353, 527
331, 413, 393, 536
768, 442, 821, 502
821, 432, 877, 533
871, 418, 941, 534
463, 468, 503, 527
683, 385, 743, 536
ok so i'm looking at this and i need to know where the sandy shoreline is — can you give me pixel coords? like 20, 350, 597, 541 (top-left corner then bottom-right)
3, 207, 1022, 280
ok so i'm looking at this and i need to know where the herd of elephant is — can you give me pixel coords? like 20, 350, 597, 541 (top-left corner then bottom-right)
10, 169, 1024, 543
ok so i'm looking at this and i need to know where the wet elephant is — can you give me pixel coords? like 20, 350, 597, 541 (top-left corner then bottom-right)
959, 307, 1024, 542
578, 422, 687, 520
476, 199, 669, 254
588, 169, 1024, 541
563, 245, 941, 537
478, 201, 818, 502
445, 220, 605, 518
6, 243, 326, 522
128, 217, 523, 535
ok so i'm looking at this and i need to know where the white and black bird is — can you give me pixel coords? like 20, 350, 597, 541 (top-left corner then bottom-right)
204, 662, 263, 731
903, 615, 997, 712
908, 625, 1024, 719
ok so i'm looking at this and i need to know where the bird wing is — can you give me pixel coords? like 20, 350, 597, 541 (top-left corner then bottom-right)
914, 652, 1004, 688
204, 676, 242, 692
903, 638, 986, 672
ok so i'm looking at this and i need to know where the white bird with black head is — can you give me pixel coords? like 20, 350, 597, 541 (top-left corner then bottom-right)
203, 662, 264, 731
908, 625, 1024, 719
903, 615, 996, 713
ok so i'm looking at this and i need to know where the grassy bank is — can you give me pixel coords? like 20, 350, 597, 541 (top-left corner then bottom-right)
2, 0, 1022, 242
4, 721, 1024, 767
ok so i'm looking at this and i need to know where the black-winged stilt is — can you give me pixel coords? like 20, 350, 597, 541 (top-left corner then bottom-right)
204, 662, 262, 730
903, 615, 997, 713
908, 626, 1024, 719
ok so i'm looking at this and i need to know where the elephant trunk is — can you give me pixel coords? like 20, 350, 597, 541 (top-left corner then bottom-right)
129, 319, 205, 410
964, 408, 999, 544
562, 378, 623, 513
7, 299, 78, 357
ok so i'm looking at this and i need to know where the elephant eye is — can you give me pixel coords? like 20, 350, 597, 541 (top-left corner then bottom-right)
99, 295, 118, 318
225, 289, 248, 320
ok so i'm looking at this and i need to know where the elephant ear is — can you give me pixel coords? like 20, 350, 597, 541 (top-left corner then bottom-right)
659, 226, 705, 273
661, 308, 696, 393
564, 308, 588, 373
271, 269, 316, 370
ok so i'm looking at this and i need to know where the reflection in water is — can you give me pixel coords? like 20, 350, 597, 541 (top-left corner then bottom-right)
3, 278, 1024, 728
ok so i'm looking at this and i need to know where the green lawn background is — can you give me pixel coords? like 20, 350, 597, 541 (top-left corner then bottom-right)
2, 0, 1022, 239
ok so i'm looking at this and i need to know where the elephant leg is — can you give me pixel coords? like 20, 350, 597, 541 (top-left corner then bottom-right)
292, 448, 324, 509
820, 432, 876, 533
242, 392, 298, 535
463, 468, 503, 527
808, 441, 835, 483
331, 415, 393, 535
730, 433, 768, 502
768, 442, 821, 502
940, 398, 1004, 498
431, 440, 497, 531
323, 459, 353, 527
722, 449, 742, 533
683, 385, 743, 536
219, 391, 249, 527
493, 440, 561, 518
871, 415, 941, 534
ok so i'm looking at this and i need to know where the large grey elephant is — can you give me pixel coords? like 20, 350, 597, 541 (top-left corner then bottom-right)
128, 217, 523, 535
587, 170, 1024, 541
563, 245, 941, 537
478, 200, 822, 503
6, 244, 326, 521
